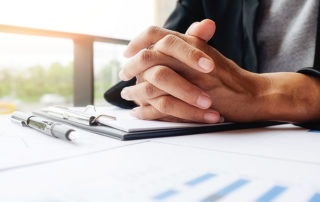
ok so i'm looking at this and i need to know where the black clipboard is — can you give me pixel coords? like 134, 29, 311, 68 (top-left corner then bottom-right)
33, 110, 282, 141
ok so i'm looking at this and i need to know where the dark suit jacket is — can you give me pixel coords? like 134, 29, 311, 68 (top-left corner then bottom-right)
104, 0, 320, 128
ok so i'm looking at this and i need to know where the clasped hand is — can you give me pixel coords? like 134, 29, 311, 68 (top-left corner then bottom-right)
118, 20, 301, 123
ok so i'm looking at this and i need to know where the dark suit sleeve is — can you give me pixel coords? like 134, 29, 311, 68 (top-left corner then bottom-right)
294, 2, 320, 128
297, 67, 320, 78
297, 0, 319, 77
297, 7, 320, 78
104, 0, 203, 109
104, 78, 137, 109
295, 67, 320, 129
296, 18, 320, 79
163, 0, 204, 31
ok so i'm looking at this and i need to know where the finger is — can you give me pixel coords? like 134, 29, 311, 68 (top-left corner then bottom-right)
121, 81, 166, 101
123, 26, 189, 58
157, 116, 191, 123
186, 19, 216, 42
119, 47, 201, 81
143, 65, 212, 109
119, 49, 174, 81
120, 48, 219, 86
153, 34, 214, 73
130, 105, 167, 120
131, 106, 193, 123
148, 95, 221, 123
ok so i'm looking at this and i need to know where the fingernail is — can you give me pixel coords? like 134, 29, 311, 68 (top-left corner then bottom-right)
196, 94, 211, 109
119, 70, 128, 81
198, 57, 214, 72
121, 88, 130, 100
204, 112, 220, 123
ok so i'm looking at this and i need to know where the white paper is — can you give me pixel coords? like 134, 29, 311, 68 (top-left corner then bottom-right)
89, 106, 229, 132
1, 112, 320, 202
0, 141, 319, 202
152, 124, 320, 164
0, 115, 145, 171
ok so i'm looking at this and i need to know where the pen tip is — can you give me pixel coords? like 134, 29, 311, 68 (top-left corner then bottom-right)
68, 131, 80, 141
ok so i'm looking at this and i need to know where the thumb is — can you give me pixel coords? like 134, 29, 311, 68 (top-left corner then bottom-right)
186, 19, 216, 42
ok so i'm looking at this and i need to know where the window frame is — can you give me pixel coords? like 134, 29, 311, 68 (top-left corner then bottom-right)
0, 24, 129, 106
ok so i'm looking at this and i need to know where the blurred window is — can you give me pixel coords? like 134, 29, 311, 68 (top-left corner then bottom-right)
94, 42, 127, 105
0, 0, 177, 111
0, 33, 73, 111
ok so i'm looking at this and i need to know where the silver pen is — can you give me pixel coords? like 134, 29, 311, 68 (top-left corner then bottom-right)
11, 111, 79, 141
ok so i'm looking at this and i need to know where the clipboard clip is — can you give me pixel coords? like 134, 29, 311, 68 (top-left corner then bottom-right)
84, 105, 117, 122
43, 105, 116, 126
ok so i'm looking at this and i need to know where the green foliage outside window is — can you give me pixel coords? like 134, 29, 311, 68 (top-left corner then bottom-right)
0, 62, 72, 102
94, 59, 122, 101
0, 58, 121, 103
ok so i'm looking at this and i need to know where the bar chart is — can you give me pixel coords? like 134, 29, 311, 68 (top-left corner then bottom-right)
152, 172, 320, 202
0, 129, 320, 202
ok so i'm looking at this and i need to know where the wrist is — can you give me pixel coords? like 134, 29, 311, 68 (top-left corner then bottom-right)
260, 72, 320, 122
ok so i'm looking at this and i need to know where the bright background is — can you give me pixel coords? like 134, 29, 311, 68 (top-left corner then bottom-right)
0, 0, 177, 111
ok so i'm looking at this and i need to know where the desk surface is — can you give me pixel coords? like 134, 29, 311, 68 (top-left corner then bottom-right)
0, 115, 320, 202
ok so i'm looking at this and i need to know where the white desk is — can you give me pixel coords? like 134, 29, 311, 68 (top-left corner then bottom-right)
0, 115, 320, 202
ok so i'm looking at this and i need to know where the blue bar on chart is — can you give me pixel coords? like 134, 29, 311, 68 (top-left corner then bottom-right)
309, 193, 320, 202
185, 173, 216, 186
256, 186, 287, 202
200, 179, 249, 202
153, 189, 179, 200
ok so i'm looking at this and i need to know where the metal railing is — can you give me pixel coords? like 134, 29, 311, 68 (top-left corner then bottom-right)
0, 24, 130, 106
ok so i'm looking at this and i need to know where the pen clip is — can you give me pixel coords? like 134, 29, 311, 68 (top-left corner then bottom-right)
41, 105, 117, 126
11, 111, 31, 127
44, 106, 96, 126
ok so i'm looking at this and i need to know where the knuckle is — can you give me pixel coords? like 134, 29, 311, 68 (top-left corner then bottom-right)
146, 25, 160, 36
187, 48, 202, 61
189, 37, 210, 53
150, 66, 170, 83
161, 34, 178, 49
157, 96, 172, 114
139, 49, 153, 66
144, 83, 156, 98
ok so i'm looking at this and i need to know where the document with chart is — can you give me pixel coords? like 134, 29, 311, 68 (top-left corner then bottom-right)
0, 124, 319, 202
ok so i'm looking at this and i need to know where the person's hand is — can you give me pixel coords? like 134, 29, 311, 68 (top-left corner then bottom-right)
120, 20, 320, 123
120, 20, 223, 123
